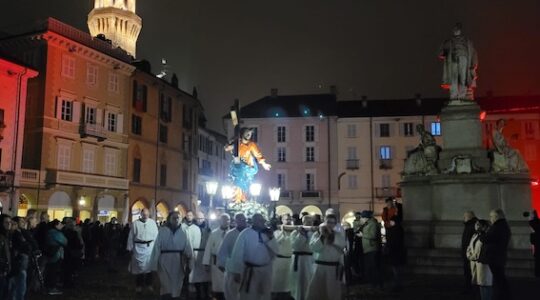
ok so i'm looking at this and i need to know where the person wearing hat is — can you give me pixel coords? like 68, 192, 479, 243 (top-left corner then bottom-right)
360, 210, 383, 289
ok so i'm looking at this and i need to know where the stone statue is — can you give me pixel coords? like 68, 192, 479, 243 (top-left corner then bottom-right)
403, 124, 441, 175
438, 23, 478, 101
491, 119, 528, 173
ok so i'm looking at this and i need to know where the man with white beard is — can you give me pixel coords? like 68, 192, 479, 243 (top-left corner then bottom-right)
151, 211, 194, 299
290, 215, 315, 300
217, 213, 247, 300
127, 208, 159, 294
203, 214, 230, 300
305, 214, 346, 300
229, 214, 279, 300
183, 211, 211, 300
271, 214, 293, 300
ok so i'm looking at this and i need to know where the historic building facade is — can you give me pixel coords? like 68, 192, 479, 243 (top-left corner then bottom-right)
197, 125, 228, 210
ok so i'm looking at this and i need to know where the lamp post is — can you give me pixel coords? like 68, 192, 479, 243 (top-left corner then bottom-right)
269, 187, 280, 219
221, 185, 234, 208
206, 181, 218, 209
249, 183, 262, 202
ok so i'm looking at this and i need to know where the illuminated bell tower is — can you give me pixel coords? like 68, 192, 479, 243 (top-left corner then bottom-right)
88, 0, 141, 57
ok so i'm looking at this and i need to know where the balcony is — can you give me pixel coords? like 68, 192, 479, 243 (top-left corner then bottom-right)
300, 190, 322, 199
346, 159, 359, 170
80, 123, 107, 141
0, 171, 14, 190
379, 159, 393, 170
375, 187, 401, 198
199, 166, 213, 177
46, 169, 129, 190
279, 190, 293, 200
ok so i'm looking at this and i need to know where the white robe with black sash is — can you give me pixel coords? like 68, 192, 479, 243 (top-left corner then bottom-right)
127, 218, 159, 274
217, 228, 243, 300
271, 229, 293, 293
289, 230, 314, 300
203, 227, 228, 292
183, 223, 211, 283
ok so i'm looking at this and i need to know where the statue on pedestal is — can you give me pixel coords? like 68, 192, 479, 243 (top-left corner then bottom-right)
403, 124, 441, 176
491, 119, 528, 173
438, 23, 478, 102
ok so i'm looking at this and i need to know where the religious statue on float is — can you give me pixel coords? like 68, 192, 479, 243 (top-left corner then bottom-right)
491, 119, 528, 173
438, 23, 478, 102
403, 124, 441, 176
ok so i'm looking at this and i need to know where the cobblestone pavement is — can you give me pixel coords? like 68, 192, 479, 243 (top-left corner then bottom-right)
28, 259, 539, 300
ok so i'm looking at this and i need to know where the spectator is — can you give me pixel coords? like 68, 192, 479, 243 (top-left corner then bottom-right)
62, 217, 84, 287
104, 217, 122, 272
385, 215, 406, 292
0, 214, 12, 299
9, 216, 31, 300
81, 219, 93, 262
382, 198, 399, 228
466, 219, 493, 300
360, 210, 383, 289
480, 209, 511, 300
23, 214, 41, 293
529, 210, 540, 277
351, 212, 364, 280
44, 219, 67, 296
461, 211, 478, 294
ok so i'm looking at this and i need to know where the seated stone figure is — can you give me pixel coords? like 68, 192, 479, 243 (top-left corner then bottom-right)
403, 124, 441, 175
491, 119, 528, 173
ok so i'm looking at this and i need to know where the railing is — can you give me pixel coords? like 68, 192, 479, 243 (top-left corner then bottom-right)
379, 159, 393, 170
375, 187, 401, 198
80, 123, 107, 140
346, 159, 359, 170
0, 172, 14, 189
46, 169, 129, 190
300, 190, 322, 199
279, 190, 292, 199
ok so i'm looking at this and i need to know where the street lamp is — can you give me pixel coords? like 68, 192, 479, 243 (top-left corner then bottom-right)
269, 187, 280, 219
221, 185, 234, 207
249, 183, 262, 202
206, 181, 218, 209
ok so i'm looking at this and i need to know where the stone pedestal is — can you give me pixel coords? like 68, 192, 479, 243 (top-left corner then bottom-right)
438, 102, 490, 171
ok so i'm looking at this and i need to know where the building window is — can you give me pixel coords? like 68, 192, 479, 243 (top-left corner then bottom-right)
277, 126, 286, 143
85, 106, 97, 124
133, 158, 141, 183
347, 146, 357, 159
159, 124, 168, 143
305, 173, 315, 191
61, 55, 75, 79
57, 144, 71, 170
86, 64, 98, 85
347, 175, 358, 189
251, 127, 258, 142
108, 72, 119, 93
380, 123, 390, 137
0, 109, 4, 126
404, 122, 414, 137
306, 146, 315, 162
182, 168, 188, 190
305, 125, 315, 142
382, 174, 391, 187
61, 100, 73, 121
277, 173, 286, 189
380, 146, 391, 159
133, 81, 147, 112
431, 122, 441, 136
131, 114, 142, 135
525, 121, 535, 137
107, 112, 117, 132
347, 124, 357, 138
160, 164, 167, 187
160, 93, 172, 122
104, 149, 117, 176
82, 148, 95, 173
277, 147, 286, 162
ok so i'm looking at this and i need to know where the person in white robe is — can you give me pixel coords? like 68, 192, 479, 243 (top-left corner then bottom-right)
271, 214, 293, 299
151, 211, 194, 299
127, 208, 159, 294
203, 213, 230, 300
305, 214, 346, 300
217, 213, 247, 300
229, 214, 279, 300
290, 215, 315, 300
183, 211, 211, 300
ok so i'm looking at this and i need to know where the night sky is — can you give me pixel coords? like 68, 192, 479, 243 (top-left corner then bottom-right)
1, 0, 539, 131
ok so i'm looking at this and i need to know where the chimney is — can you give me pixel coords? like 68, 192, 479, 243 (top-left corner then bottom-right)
171, 73, 179, 88
270, 88, 278, 98
361, 95, 368, 108
415, 93, 422, 106
329, 85, 338, 95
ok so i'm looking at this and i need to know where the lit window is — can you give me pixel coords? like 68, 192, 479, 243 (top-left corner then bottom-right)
431, 122, 442, 136
108, 72, 119, 93
380, 146, 391, 160
62, 55, 75, 79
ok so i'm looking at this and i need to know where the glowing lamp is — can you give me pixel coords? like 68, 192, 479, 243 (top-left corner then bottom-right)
206, 181, 218, 196
221, 185, 235, 200
249, 183, 262, 197
78, 197, 86, 207
532, 178, 539, 186
269, 187, 281, 202
480, 111, 487, 121
209, 212, 217, 220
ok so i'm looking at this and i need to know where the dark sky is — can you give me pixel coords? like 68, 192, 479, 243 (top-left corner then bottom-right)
2, 0, 540, 131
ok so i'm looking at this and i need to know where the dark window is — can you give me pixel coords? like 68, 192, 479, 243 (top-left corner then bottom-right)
404, 123, 414, 137
160, 164, 167, 187
182, 168, 188, 190
380, 123, 390, 137
132, 80, 147, 112
305, 126, 315, 142
133, 158, 141, 183
159, 93, 172, 122
306, 146, 315, 162
277, 126, 286, 143
131, 114, 142, 135
305, 173, 315, 191
277, 147, 286, 162
251, 128, 258, 142
0, 109, 4, 125
159, 124, 168, 143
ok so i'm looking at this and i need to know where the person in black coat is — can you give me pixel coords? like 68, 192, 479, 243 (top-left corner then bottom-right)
385, 215, 406, 292
529, 210, 540, 278
461, 211, 478, 293
480, 209, 512, 300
